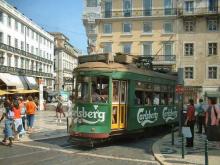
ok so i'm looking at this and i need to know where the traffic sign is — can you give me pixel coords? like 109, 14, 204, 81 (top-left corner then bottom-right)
176, 85, 184, 94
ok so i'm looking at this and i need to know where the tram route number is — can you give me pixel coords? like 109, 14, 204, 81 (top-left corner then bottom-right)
175, 85, 184, 94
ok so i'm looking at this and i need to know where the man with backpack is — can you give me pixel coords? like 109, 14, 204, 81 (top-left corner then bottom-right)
196, 99, 206, 134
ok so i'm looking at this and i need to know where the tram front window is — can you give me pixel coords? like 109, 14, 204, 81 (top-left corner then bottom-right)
76, 76, 90, 102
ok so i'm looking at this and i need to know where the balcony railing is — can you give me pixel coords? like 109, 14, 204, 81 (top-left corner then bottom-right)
0, 65, 53, 78
140, 55, 176, 65
0, 42, 53, 64
179, 7, 219, 16
101, 8, 177, 18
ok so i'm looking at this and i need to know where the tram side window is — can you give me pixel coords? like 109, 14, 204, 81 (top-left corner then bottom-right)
76, 76, 89, 102
145, 92, 153, 105
91, 76, 109, 103
160, 93, 168, 105
153, 93, 160, 105
135, 91, 144, 105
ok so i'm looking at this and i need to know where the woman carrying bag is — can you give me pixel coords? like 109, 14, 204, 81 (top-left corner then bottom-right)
205, 98, 220, 141
184, 99, 196, 147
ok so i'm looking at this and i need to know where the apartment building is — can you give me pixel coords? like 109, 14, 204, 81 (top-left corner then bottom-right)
83, 0, 177, 72
0, 0, 54, 90
177, 0, 220, 102
83, 0, 220, 102
51, 32, 79, 92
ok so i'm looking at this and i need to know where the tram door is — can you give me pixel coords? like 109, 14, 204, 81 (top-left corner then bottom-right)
111, 80, 127, 129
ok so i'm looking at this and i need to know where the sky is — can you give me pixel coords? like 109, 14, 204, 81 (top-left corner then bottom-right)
7, 0, 87, 54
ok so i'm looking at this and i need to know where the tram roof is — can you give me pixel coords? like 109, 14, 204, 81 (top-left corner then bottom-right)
76, 62, 176, 81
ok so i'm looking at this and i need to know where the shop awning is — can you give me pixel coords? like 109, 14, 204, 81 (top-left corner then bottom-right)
205, 91, 220, 97
24, 76, 38, 89
0, 73, 28, 89
0, 90, 12, 96
9, 89, 39, 94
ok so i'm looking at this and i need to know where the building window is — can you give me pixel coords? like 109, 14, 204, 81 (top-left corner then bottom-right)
185, 67, 194, 79
123, 0, 132, 17
31, 46, 34, 54
26, 59, 29, 70
104, 0, 112, 18
14, 38, 18, 48
0, 11, 3, 22
164, 0, 173, 15
7, 16, 11, 27
122, 43, 131, 54
14, 56, 18, 68
0, 32, 3, 43
163, 42, 173, 60
32, 31, 34, 39
184, 20, 195, 32
123, 22, 132, 33
207, 19, 218, 31
21, 41, 24, 50
15, 20, 18, 31
208, 0, 218, 12
184, 43, 194, 56
21, 24, 24, 34
35, 48, 38, 55
21, 58, 24, 69
143, 42, 152, 56
7, 35, 11, 46
27, 28, 29, 37
208, 43, 217, 55
185, 1, 194, 12
26, 44, 30, 52
102, 42, 112, 53
143, 22, 152, 33
86, 0, 97, 7
208, 66, 217, 79
103, 23, 112, 34
164, 22, 173, 33
143, 0, 152, 16
7, 54, 12, 67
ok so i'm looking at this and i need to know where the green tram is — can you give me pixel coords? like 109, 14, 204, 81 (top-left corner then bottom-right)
70, 54, 178, 145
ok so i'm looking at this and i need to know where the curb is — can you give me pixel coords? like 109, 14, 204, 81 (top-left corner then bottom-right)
152, 134, 172, 165
14, 133, 69, 143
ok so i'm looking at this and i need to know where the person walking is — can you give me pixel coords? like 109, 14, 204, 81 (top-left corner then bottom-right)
12, 100, 23, 141
184, 99, 196, 147
26, 96, 37, 133
0, 99, 14, 147
18, 97, 26, 131
205, 98, 220, 141
196, 99, 206, 134
56, 95, 65, 123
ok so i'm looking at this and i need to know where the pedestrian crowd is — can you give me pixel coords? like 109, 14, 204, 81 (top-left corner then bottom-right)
184, 97, 220, 148
0, 96, 38, 147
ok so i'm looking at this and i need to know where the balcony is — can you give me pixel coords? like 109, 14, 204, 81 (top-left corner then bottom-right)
101, 8, 177, 18
0, 42, 53, 65
0, 65, 53, 78
179, 7, 220, 17
141, 55, 176, 65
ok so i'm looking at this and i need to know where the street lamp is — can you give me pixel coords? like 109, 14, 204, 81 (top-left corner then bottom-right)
38, 67, 44, 110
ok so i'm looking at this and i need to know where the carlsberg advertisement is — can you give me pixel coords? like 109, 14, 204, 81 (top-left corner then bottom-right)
129, 106, 178, 130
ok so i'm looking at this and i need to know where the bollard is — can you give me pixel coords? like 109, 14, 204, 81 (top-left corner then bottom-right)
171, 124, 174, 145
205, 139, 208, 165
182, 134, 185, 159
67, 117, 69, 133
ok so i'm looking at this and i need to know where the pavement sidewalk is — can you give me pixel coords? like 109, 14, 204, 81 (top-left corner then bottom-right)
0, 110, 69, 142
153, 130, 220, 165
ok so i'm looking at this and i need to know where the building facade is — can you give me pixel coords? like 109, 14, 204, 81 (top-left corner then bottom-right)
0, 0, 54, 91
83, 0, 220, 103
51, 32, 79, 92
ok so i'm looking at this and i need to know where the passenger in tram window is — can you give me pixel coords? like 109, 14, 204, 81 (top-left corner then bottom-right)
135, 91, 142, 105
153, 93, 160, 105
